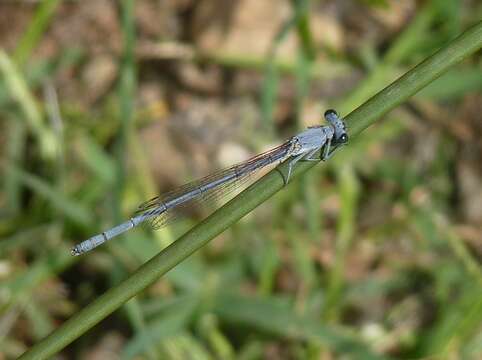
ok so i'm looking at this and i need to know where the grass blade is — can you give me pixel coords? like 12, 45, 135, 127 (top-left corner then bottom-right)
0, 51, 58, 160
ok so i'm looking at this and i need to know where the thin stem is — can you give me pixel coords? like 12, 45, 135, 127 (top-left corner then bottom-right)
19, 20, 482, 360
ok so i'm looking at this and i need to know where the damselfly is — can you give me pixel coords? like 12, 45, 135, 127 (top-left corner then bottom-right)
71, 109, 348, 256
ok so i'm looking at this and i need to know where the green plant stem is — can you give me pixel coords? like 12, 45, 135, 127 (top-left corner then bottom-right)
19, 20, 482, 360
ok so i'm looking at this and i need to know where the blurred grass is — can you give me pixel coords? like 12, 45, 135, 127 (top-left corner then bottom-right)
212, 292, 386, 360
0, 50, 58, 160
13, 0, 61, 67
324, 164, 360, 321
1, 1, 482, 359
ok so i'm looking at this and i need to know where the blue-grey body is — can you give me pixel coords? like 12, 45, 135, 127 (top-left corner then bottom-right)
71, 109, 348, 256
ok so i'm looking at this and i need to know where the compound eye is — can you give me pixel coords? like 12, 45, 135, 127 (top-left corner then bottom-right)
339, 133, 348, 143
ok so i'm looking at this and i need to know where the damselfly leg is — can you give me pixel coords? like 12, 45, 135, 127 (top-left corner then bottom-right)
283, 146, 322, 185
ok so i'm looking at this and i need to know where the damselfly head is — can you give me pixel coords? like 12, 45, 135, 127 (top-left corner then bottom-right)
324, 109, 348, 144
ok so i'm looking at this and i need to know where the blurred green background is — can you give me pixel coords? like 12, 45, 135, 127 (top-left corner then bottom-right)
1, 0, 482, 359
